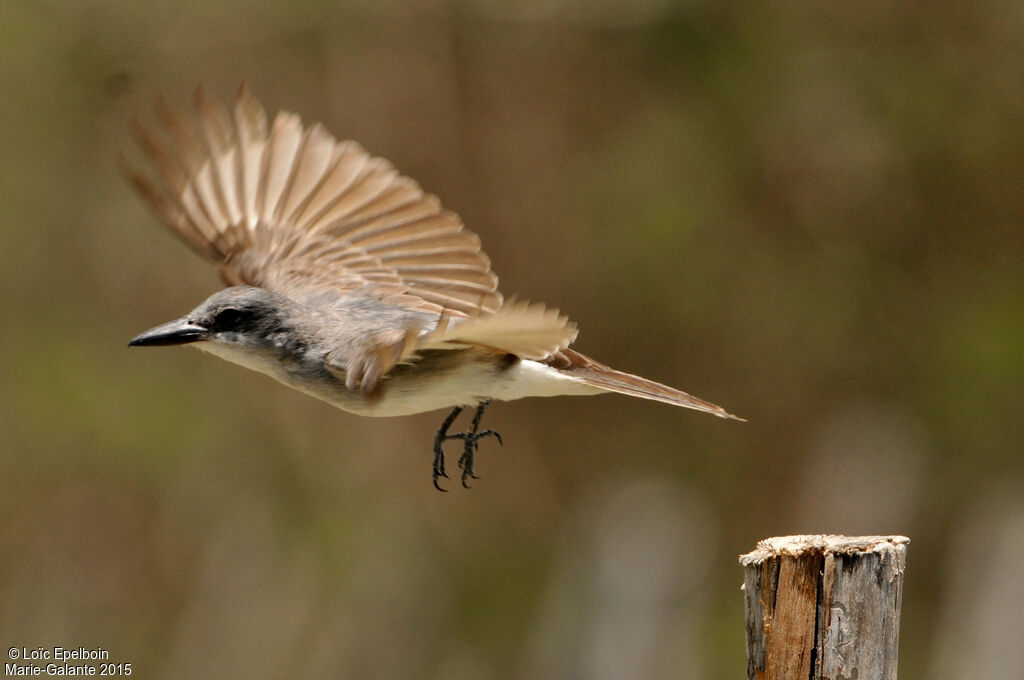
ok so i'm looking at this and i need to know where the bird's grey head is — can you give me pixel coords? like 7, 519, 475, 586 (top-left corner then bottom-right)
128, 286, 295, 353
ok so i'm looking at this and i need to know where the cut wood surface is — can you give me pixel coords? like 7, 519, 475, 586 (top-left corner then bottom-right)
741, 535, 909, 680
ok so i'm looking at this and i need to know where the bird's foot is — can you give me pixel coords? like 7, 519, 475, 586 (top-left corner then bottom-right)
431, 399, 501, 491
453, 428, 502, 488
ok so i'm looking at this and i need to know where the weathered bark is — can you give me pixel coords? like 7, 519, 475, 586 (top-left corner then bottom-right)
741, 535, 909, 680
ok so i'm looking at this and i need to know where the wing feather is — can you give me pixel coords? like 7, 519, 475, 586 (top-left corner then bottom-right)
294, 142, 368, 233
233, 85, 267, 229
279, 124, 337, 226
419, 299, 578, 360
194, 87, 242, 227
260, 111, 304, 226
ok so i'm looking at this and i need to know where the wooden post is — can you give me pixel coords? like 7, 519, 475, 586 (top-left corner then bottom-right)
740, 535, 909, 680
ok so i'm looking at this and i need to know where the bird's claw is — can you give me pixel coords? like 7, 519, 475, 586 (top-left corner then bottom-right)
432, 465, 449, 493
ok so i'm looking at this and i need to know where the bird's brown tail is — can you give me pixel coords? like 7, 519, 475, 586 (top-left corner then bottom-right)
545, 349, 744, 421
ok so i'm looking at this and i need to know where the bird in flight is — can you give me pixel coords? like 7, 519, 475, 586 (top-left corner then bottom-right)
125, 85, 742, 490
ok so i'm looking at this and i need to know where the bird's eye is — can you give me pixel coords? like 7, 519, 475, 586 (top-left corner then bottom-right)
213, 307, 249, 330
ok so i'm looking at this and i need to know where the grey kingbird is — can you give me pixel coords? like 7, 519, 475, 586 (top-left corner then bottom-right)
125, 85, 741, 490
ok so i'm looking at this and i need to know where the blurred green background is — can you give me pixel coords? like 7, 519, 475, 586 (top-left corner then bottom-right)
1, 1, 1022, 678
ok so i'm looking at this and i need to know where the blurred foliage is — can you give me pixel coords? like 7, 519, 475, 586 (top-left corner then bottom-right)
1, 1, 1022, 678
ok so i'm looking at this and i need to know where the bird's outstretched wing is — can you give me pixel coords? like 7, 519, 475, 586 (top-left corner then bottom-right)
123, 84, 577, 376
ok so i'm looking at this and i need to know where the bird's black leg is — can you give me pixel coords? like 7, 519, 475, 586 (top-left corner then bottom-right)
456, 399, 503, 488
431, 398, 502, 490
432, 406, 463, 492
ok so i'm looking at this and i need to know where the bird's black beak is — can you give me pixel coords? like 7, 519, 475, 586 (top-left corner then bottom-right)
128, 317, 208, 347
